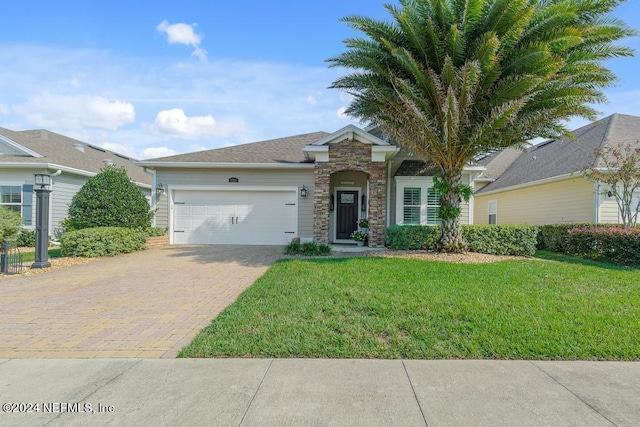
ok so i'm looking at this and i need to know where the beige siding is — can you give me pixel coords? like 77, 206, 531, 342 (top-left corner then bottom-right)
599, 198, 620, 223
155, 168, 315, 239
474, 178, 595, 225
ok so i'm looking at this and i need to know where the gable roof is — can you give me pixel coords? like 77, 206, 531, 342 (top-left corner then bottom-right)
308, 124, 391, 147
142, 131, 328, 165
476, 113, 640, 194
0, 127, 150, 185
475, 147, 524, 181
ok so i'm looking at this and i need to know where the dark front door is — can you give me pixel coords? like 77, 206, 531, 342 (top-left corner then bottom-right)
336, 191, 358, 239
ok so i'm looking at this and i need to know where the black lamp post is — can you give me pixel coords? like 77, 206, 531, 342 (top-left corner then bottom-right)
32, 173, 52, 269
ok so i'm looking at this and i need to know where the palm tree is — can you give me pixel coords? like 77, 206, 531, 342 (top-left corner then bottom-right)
328, 0, 634, 252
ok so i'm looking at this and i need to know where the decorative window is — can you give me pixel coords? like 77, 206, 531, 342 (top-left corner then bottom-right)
397, 180, 442, 226
0, 185, 33, 225
403, 187, 421, 225
488, 200, 497, 224
426, 187, 441, 225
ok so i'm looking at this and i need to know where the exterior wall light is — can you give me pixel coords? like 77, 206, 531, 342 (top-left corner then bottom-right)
156, 183, 165, 197
34, 173, 51, 190
300, 185, 308, 198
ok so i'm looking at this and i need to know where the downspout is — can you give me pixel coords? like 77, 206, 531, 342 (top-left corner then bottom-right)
386, 160, 392, 227
594, 180, 601, 224
49, 170, 62, 239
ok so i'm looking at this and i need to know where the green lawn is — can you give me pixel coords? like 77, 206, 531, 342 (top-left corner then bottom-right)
179, 253, 640, 360
19, 249, 63, 263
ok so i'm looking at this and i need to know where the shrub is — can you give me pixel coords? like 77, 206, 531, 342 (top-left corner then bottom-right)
538, 223, 623, 252
463, 224, 539, 256
566, 226, 640, 266
15, 229, 36, 247
65, 166, 153, 231
385, 224, 538, 256
60, 227, 146, 257
0, 206, 24, 242
145, 226, 168, 237
284, 241, 332, 256
385, 225, 439, 250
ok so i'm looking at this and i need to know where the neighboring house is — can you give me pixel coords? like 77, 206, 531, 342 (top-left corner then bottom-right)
138, 125, 485, 247
0, 127, 151, 234
473, 113, 640, 225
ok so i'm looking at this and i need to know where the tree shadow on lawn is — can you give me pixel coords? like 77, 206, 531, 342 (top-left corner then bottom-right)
534, 251, 638, 271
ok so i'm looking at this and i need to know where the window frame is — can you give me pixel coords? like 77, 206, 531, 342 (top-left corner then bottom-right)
396, 178, 441, 226
0, 183, 33, 225
488, 199, 497, 224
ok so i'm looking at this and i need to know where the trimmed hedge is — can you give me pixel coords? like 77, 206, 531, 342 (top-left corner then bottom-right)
284, 241, 332, 256
385, 224, 539, 256
60, 227, 147, 257
463, 224, 539, 256
145, 226, 168, 237
538, 223, 624, 252
385, 225, 440, 251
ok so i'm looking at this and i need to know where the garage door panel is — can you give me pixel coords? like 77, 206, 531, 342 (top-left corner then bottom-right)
173, 190, 297, 245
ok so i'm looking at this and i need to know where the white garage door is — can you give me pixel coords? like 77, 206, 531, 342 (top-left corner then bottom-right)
172, 189, 297, 245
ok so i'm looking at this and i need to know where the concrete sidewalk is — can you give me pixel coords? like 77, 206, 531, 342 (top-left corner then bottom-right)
1, 359, 638, 426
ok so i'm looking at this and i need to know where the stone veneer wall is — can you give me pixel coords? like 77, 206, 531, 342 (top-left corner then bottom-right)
313, 138, 387, 247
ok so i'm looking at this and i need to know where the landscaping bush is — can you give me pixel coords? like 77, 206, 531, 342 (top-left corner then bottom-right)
386, 224, 538, 256
385, 225, 439, 250
65, 166, 153, 231
463, 224, 539, 256
60, 227, 147, 257
538, 223, 623, 252
0, 206, 24, 242
566, 226, 640, 266
284, 241, 332, 256
15, 229, 36, 247
145, 226, 168, 237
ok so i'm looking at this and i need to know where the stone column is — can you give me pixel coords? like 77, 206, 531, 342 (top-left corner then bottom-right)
313, 164, 331, 243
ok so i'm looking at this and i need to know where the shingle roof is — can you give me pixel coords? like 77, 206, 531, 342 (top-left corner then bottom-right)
0, 128, 150, 184
475, 147, 524, 180
394, 160, 440, 177
148, 131, 329, 164
476, 113, 640, 194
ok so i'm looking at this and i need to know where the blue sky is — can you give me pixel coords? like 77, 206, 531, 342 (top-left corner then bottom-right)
1, 1, 639, 159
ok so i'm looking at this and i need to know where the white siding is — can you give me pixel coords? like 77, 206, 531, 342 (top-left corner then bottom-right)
51, 174, 86, 232
155, 168, 315, 239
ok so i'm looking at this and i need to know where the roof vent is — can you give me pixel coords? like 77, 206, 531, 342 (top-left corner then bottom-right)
73, 143, 85, 152
103, 159, 114, 166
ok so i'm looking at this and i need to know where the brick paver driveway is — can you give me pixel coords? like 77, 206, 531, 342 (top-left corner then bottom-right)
0, 246, 282, 358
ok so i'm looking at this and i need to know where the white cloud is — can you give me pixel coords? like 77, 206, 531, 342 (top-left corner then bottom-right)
306, 95, 317, 105
12, 93, 135, 130
0, 104, 8, 115
151, 108, 245, 140
336, 106, 348, 119
100, 142, 138, 158
141, 146, 177, 159
157, 20, 207, 61
0, 44, 361, 156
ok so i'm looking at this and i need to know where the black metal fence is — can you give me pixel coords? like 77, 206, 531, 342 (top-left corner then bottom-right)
1, 241, 23, 275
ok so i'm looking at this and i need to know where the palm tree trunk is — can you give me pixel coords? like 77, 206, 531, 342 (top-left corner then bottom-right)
437, 169, 466, 253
